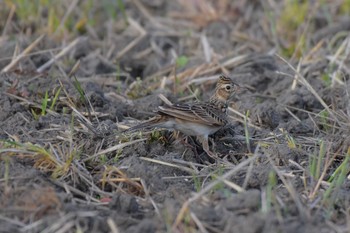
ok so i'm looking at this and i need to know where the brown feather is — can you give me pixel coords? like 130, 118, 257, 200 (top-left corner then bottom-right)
124, 115, 167, 132
158, 102, 227, 126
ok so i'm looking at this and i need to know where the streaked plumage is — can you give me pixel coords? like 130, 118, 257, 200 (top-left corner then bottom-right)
125, 74, 239, 158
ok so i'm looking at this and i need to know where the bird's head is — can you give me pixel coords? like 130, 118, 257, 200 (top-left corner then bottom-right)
212, 74, 240, 103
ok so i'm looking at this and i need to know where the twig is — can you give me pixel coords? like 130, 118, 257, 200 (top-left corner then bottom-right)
2, 3, 16, 37
115, 17, 147, 60
275, 54, 339, 124
190, 212, 209, 233
173, 153, 258, 229
94, 138, 147, 156
266, 152, 309, 220
140, 157, 196, 174
107, 218, 120, 233
37, 37, 83, 73
1, 35, 45, 73
140, 179, 161, 217
54, 0, 79, 36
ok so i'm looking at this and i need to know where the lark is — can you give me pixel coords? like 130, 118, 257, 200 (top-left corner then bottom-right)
125, 74, 239, 158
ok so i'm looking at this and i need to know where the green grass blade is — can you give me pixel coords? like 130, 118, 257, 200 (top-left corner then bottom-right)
323, 147, 350, 203
244, 110, 251, 153
315, 140, 326, 180
73, 75, 85, 101
41, 90, 49, 116
328, 147, 350, 183
50, 87, 61, 110
117, 0, 128, 24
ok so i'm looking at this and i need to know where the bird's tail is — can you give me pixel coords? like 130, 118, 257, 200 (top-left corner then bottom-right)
122, 115, 164, 133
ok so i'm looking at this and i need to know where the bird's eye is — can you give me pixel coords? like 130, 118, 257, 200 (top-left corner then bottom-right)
225, 85, 232, 90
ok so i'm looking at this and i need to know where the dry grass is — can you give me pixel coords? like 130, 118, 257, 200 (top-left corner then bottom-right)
0, 0, 350, 232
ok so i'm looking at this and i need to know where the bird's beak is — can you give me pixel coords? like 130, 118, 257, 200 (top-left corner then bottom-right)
235, 83, 250, 93
234, 83, 243, 93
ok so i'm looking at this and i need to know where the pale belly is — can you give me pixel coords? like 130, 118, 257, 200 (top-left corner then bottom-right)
158, 119, 221, 136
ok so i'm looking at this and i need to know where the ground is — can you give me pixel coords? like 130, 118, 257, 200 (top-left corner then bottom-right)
0, 1, 350, 233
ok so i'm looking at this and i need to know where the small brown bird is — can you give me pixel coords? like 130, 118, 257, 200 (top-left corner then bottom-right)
125, 74, 239, 158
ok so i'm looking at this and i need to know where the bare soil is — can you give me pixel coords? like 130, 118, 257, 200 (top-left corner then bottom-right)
0, 1, 350, 233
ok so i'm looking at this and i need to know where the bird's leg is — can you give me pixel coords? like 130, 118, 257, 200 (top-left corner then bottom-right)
171, 131, 196, 150
181, 136, 199, 157
209, 137, 216, 151
169, 130, 180, 142
197, 135, 217, 158
183, 136, 196, 149
168, 130, 180, 144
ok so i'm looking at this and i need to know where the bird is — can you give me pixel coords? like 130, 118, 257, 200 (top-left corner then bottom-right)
124, 74, 240, 158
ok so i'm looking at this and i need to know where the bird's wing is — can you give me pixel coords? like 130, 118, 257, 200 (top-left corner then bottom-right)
158, 103, 227, 126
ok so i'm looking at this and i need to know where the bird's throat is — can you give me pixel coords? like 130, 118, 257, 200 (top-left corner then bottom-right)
209, 96, 228, 113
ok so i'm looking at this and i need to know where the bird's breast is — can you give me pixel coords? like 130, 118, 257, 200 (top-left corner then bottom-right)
173, 119, 221, 136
